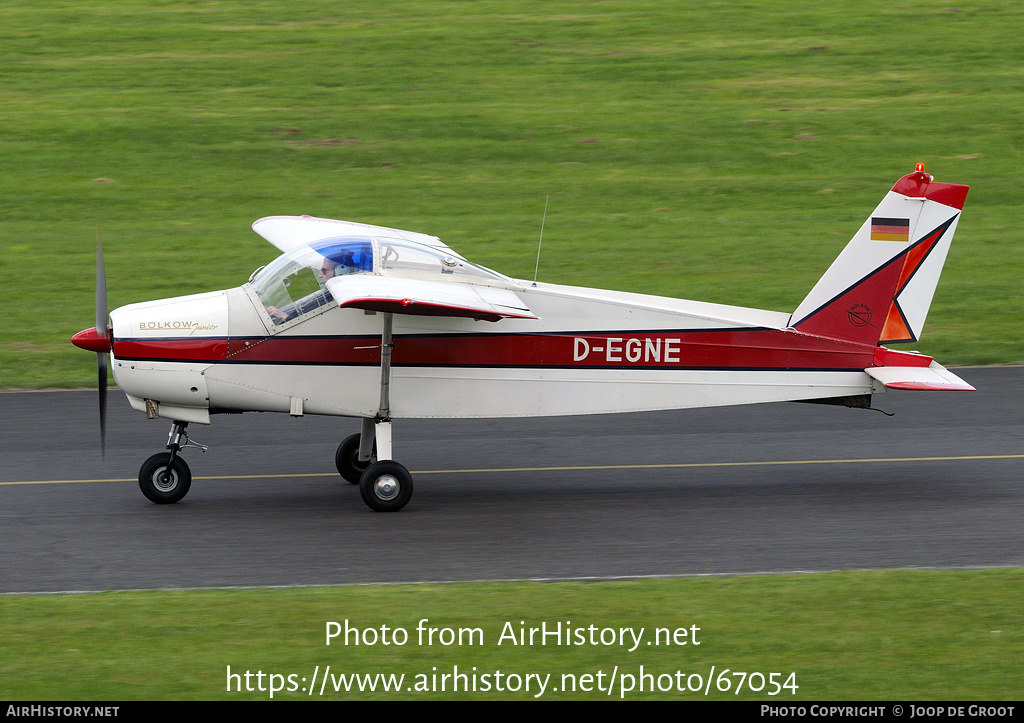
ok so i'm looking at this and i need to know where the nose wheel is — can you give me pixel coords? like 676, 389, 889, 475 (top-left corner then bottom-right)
137, 421, 206, 504
139, 452, 192, 504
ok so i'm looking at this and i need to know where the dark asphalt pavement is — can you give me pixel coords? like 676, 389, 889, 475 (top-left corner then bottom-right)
1, 366, 1021, 592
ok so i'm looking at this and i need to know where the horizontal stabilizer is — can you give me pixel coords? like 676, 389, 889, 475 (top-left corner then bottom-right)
866, 363, 975, 391
325, 276, 537, 322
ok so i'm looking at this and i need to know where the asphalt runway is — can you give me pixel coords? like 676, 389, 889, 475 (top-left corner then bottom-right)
1, 366, 1022, 593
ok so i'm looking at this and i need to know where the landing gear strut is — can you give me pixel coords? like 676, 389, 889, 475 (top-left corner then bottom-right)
138, 421, 206, 504
352, 312, 414, 512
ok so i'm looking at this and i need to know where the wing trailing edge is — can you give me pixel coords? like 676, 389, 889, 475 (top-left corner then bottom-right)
325, 276, 537, 322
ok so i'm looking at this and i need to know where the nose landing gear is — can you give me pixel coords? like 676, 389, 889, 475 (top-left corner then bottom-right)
138, 421, 207, 504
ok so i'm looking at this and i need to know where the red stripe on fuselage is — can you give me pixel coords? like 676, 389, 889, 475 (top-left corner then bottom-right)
114, 337, 230, 362
113, 328, 875, 371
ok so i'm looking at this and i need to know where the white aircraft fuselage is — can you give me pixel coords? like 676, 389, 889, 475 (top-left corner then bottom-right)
108, 278, 883, 425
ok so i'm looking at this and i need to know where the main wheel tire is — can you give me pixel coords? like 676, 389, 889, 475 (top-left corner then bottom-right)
335, 433, 376, 484
359, 460, 413, 512
139, 452, 192, 504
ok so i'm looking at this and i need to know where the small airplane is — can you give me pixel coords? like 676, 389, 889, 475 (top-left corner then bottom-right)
73, 164, 972, 511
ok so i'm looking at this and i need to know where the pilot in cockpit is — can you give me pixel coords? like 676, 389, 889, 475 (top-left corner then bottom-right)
266, 254, 346, 323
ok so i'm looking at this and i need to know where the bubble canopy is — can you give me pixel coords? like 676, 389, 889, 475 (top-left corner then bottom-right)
249, 236, 374, 324
248, 235, 507, 325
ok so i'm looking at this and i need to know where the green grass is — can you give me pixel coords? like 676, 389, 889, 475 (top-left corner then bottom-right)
1, 571, 1020, 700
2, 0, 1024, 387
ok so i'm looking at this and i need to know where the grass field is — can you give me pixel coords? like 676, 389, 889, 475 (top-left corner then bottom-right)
2, 571, 1021, 700
2, 1, 1023, 387
2, 1, 1022, 703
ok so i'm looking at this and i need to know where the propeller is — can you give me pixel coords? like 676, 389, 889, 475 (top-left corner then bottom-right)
95, 228, 108, 455
71, 227, 110, 455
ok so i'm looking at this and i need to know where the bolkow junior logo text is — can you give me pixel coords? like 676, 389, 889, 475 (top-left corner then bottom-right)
140, 320, 219, 335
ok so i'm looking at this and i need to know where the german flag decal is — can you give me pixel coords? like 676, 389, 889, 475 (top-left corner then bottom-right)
870, 217, 910, 242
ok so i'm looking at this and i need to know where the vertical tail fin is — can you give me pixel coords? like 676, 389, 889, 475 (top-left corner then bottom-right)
790, 167, 968, 346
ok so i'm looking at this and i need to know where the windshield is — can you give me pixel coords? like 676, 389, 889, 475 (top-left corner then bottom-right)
249, 236, 373, 324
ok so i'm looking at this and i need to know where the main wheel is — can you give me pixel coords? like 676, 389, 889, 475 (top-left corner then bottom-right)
359, 460, 413, 512
335, 433, 376, 484
139, 453, 192, 504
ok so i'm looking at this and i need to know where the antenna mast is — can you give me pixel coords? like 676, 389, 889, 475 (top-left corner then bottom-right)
533, 195, 549, 285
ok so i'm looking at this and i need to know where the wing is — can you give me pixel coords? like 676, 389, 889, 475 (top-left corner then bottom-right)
252, 215, 463, 257
324, 276, 537, 322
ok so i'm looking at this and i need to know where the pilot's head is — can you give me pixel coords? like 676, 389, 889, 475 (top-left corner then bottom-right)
317, 257, 339, 282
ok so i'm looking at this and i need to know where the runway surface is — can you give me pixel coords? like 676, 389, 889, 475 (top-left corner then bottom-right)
1, 366, 1022, 593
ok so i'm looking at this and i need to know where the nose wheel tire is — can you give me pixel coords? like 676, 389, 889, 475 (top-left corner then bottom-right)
359, 460, 413, 512
139, 452, 192, 504
336, 433, 376, 485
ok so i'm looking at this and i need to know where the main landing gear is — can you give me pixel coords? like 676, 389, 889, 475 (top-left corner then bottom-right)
338, 418, 414, 513
360, 460, 413, 513
138, 421, 206, 504
335, 422, 376, 485
339, 313, 416, 513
